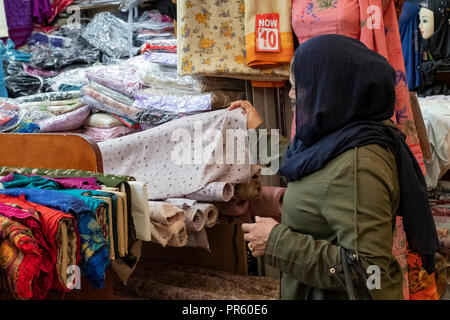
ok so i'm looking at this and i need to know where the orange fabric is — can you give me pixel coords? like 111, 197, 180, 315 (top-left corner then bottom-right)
251, 80, 286, 88
244, 0, 294, 69
407, 249, 439, 300
246, 33, 294, 68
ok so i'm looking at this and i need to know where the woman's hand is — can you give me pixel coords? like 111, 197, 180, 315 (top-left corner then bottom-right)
242, 216, 279, 258
229, 100, 263, 130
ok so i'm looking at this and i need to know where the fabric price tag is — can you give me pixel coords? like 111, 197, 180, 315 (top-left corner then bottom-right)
255, 13, 281, 52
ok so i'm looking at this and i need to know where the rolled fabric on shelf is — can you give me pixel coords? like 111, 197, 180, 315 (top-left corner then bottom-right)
249, 186, 286, 222
215, 198, 249, 217
235, 165, 263, 201
148, 201, 185, 225
184, 207, 205, 232
151, 219, 187, 247
184, 182, 234, 202
193, 203, 218, 229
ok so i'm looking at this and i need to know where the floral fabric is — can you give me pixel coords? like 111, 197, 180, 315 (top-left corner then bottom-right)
177, 0, 289, 80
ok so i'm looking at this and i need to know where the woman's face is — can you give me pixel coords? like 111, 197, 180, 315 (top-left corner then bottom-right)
419, 7, 435, 39
289, 73, 295, 102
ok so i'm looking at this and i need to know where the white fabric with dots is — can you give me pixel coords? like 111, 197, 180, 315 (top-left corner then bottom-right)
99, 109, 251, 200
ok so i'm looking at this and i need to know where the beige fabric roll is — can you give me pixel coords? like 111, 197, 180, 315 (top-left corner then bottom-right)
184, 207, 205, 232
151, 219, 188, 247
148, 201, 186, 225
184, 182, 235, 202
193, 203, 219, 229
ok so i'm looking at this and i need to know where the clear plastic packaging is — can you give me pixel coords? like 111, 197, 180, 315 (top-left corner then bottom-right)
44, 67, 91, 92
146, 52, 177, 68
28, 43, 100, 71
37, 105, 92, 132
140, 39, 177, 54
14, 91, 82, 104
89, 81, 135, 106
82, 12, 134, 59
81, 89, 139, 120
5, 74, 43, 98
85, 59, 144, 97
0, 102, 23, 132
85, 113, 124, 128
134, 87, 246, 113
134, 108, 183, 126
139, 58, 246, 93
133, 10, 173, 32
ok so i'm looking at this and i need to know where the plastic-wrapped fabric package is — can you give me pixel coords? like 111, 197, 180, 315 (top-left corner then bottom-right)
44, 67, 90, 92
85, 61, 143, 97
79, 125, 140, 142
140, 62, 246, 93
85, 113, 124, 128
89, 81, 135, 106
82, 12, 134, 59
140, 38, 176, 54
134, 87, 246, 113
134, 108, 183, 126
14, 91, 82, 103
133, 10, 173, 32
5, 74, 43, 98
146, 52, 177, 68
0, 102, 23, 132
23, 65, 62, 78
28, 44, 100, 71
81, 91, 139, 120
37, 104, 91, 132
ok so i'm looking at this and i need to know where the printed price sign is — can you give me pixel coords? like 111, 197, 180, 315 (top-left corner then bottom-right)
255, 13, 281, 52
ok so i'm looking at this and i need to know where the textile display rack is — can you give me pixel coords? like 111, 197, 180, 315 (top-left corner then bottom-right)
0, 132, 114, 299
0, 133, 249, 299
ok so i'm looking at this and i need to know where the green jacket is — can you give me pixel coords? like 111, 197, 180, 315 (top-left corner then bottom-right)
255, 122, 404, 300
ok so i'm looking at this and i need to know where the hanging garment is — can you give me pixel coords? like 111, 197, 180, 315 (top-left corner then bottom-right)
244, 0, 294, 68
0, 188, 109, 290
98, 109, 251, 200
290, 0, 425, 175
0, 215, 41, 300
2, 0, 33, 47
399, 1, 422, 90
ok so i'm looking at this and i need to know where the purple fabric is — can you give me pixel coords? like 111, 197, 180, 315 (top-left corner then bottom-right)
23, 65, 62, 77
1, 173, 101, 190
32, 0, 52, 24
3, 0, 33, 48
0, 173, 15, 183
49, 177, 101, 190
0, 201, 37, 220
37, 105, 91, 132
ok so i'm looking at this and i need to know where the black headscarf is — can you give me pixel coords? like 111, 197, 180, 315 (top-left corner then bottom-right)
278, 34, 439, 274
420, 0, 450, 60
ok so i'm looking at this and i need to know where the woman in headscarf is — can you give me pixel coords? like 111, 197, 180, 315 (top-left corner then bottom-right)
229, 34, 439, 300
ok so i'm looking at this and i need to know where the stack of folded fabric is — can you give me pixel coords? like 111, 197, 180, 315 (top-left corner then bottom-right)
136, 52, 247, 122
134, 10, 175, 45
82, 56, 147, 123
12, 91, 89, 133
0, 166, 152, 297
